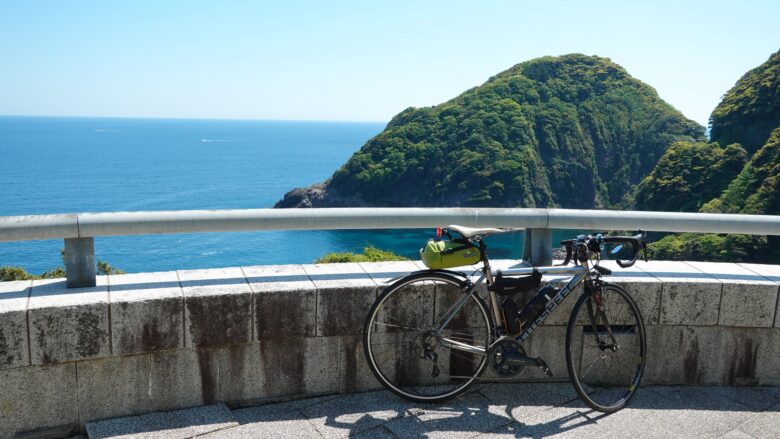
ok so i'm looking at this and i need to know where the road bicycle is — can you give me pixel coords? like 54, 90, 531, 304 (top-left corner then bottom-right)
363, 226, 648, 413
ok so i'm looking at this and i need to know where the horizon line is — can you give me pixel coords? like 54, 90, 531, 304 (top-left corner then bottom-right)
0, 113, 389, 124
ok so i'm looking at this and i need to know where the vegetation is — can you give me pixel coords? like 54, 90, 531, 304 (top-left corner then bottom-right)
279, 54, 703, 209
315, 246, 409, 264
649, 233, 768, 263
0, 248, 124, 281
709, 50, 780, 154
642, 50, 780, 263
701, 128, 780, 216
634, 141, 747, 212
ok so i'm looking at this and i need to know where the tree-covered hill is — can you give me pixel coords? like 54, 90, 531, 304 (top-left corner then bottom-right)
709, 50, 780, 154
634, 141, 747, 212
642, 50, 780, 263
702, 128, 780, 216
276, 54, 703, 208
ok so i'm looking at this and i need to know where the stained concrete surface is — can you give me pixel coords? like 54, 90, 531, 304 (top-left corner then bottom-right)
83, 383, 780, 438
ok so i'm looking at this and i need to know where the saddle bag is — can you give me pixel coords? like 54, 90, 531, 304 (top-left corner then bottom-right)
489, 270, 541, 296
420, 239, 481, 269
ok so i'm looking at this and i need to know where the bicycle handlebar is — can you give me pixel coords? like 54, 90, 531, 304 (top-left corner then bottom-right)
558, 231, 647, 269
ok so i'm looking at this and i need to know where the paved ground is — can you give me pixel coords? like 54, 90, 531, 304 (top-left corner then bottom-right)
84, 383, 780, 438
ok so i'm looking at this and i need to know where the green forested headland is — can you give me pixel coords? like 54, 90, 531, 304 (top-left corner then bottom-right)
276, 51, 780, 264
641, 50, 780, 263
276, 54, 702, 209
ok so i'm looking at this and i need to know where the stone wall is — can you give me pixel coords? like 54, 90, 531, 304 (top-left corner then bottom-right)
1, 260, 779, 437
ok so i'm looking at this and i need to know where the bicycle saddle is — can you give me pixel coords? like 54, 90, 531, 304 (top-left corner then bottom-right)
447, 224, 509, 239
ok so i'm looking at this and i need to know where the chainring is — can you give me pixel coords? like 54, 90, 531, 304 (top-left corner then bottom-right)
488, 338, 526, 377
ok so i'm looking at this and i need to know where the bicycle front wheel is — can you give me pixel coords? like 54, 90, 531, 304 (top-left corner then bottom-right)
363, 272, 493, 403
565, 282, 646, 413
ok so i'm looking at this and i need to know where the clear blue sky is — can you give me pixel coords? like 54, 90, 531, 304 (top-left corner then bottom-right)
1, 1, 778, 125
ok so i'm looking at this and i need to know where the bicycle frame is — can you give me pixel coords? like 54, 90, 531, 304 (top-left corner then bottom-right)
435, 262, 590, 355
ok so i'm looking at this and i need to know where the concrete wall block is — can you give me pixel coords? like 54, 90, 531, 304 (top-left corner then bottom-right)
76, 354, 151, 422
659, 282, 722, 326
306, 263, 378, 337
719, 283, 778, 328
0, 280, 31, 369
600, 260, 663, 325
738, 263, 780, 328
517, 325, 569, 380
434, 280, 493, 332
257, 336, 342, 398
359, 261, 421, 285
0, 363, 78, 438
304, 262, 378, 289
109, 271, 184, 355
750, 328, 780, 385
28, 278, 110, 365
610, 280, 662, 325
316, 286, 376, 337
244, 265, 317, 339
644, 325, 726, 385
641, 325, 780, 386
148, 348, 205, 412
686, 261, 778, 328
339, 334, 382, 393
195, 343, 265, 404
180, 268, 253, 347
255, 289, 317, 339
638, 261, 722, 326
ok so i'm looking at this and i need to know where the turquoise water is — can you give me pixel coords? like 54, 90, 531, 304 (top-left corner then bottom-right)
0, 116, 574, 274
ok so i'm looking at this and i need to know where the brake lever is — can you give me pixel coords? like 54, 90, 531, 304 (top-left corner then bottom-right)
556, 244, 573, 266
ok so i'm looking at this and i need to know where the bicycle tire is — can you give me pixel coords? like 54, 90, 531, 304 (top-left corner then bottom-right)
565, 282, 646, 413
363, 272, 493, 403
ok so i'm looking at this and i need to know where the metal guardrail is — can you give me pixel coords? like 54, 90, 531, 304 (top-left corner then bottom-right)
2, 208, 780, 287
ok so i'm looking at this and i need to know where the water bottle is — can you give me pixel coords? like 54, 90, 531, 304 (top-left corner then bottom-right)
518, 285, 557, 328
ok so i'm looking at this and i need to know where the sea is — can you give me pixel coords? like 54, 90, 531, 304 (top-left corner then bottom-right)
0, 116, 577, 275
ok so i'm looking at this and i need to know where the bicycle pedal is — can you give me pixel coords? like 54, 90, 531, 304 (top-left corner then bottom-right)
536, 358, 554, 377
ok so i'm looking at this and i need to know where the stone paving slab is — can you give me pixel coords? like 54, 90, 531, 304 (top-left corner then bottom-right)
200, 395, 339, 439
85, 403, 237, 439
86, 384, 780, 439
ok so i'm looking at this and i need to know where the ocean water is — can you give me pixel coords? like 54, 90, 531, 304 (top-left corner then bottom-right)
0, 116, 560, 274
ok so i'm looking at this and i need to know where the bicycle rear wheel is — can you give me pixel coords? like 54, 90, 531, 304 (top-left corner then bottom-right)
363, 272, 493, 403
565, 282, 646, 413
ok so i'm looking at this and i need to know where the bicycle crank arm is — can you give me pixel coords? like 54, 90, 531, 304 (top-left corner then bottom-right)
504, 353, 554, 377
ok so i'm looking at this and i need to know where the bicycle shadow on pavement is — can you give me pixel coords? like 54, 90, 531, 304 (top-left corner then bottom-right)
278, 383, 780, 438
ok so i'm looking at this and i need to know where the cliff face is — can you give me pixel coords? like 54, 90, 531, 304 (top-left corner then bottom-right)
276, 54, 703, 209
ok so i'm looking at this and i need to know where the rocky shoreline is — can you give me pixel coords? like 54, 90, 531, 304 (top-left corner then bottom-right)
274, 182, 368, 208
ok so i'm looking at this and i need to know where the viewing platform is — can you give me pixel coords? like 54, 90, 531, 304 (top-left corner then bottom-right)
1, 259, 779, 437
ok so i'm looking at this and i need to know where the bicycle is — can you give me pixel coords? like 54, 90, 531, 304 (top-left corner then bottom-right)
363, 225, 648, 413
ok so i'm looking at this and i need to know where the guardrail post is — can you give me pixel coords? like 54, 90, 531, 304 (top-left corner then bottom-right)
64, 237, 96, 288
523, 228, 552, 267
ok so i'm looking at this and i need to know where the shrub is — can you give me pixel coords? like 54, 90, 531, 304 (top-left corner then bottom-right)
315, 246, 409, 264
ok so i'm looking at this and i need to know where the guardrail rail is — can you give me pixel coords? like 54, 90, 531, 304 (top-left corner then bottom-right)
2, 208, 780, 287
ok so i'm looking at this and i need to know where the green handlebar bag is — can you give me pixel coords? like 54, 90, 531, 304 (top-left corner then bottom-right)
420, 239, 481, 269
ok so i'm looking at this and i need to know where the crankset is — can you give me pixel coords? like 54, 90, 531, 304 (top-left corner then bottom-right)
488, 338, 526, 377
488, 338, 553, 378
